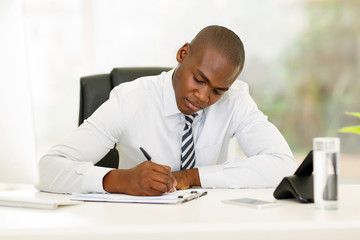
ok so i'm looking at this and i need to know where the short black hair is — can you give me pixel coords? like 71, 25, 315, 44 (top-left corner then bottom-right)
190, 25, 245, 71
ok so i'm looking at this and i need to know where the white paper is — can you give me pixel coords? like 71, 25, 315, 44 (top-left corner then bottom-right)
71, 189, 207, 204
0, 191, 81, 209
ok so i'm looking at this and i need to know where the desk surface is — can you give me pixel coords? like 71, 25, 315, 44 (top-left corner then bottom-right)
1, 184, 360, 240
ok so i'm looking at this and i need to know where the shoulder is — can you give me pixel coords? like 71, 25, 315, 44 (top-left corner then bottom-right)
227, 79, 249, 96
209, 79, 258, 118
111, 74, 162, 96
106, 70, 172, 114
108, 71, 172, 103
218, 79, 250, 104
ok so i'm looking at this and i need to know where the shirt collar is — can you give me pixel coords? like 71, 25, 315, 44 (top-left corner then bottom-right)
163, 68, 180, 117
163, 68, 204, 119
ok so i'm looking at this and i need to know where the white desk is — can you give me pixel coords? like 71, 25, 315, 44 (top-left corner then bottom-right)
1, 184, 360, 240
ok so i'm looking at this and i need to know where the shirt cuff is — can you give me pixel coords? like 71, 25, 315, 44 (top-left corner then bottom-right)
79, 165, 113, 193
198, 164, 227, 188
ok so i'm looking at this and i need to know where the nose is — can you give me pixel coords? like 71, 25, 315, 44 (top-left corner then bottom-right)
195, 85, 210, 103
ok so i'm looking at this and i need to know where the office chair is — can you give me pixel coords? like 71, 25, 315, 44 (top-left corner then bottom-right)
79, 67, 172, 168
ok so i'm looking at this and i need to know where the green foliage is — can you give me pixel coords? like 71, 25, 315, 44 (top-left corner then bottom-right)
250, 0, 360, 152
338, 112, 360, 135
279, 0, 360, 151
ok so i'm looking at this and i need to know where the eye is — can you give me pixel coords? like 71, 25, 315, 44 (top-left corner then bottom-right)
193, 75, 204, 84
213, 89, 221, 95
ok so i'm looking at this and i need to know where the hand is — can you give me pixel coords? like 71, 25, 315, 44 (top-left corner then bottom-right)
103, 161, 177, 196
172, 168, 201, 190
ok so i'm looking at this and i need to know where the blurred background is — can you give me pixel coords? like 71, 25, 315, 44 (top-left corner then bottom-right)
2, 0, 360, 181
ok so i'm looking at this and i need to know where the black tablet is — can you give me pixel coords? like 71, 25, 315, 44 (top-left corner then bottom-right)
273, 150, 314, 203
294, 150, 313, 176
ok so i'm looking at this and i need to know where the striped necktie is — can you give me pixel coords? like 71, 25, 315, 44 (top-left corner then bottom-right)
181, 114, 197, 170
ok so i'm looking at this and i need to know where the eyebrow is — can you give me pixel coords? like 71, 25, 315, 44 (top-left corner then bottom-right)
197, 69, 229, 92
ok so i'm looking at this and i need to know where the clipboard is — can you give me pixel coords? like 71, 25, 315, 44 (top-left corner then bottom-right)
71, 189, 207, 204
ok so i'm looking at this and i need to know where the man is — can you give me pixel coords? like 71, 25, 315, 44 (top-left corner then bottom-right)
37, 25, 296, 196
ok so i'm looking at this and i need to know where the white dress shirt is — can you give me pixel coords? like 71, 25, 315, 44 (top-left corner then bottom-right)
37, 69, 296, 194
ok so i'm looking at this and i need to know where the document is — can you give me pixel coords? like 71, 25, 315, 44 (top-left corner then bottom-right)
0, 191, 81, 210
71, 189, 207, 204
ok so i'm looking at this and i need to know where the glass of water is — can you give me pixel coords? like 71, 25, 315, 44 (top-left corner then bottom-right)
313, 137, 340, 210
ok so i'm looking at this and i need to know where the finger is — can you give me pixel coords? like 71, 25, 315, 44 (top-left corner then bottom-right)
166, 174, 177, 191
137, 162, 175, 194
142, 187, 164, 196
151, 163, 177, 187
151, 163, 172, 175
133, 177, 165, 196
150, 173, 173, 192
148, 179, 169, 193
151, 171, 169, 184
170, 172, 177, 187
164, 167, 177, 187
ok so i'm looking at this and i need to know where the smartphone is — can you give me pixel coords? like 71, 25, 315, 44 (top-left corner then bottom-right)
222, 198, 281, 209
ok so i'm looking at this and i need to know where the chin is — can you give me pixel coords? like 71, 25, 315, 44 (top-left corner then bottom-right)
179, 107, 194, 116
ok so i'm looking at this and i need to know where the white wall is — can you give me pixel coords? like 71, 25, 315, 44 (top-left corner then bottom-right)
18, 0, 304, 157
0, 0, 38, 184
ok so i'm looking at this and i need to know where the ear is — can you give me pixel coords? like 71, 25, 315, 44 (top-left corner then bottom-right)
176, 43, 190, 63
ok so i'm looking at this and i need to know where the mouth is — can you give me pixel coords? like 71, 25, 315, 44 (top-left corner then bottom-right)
185, 98, 202, 112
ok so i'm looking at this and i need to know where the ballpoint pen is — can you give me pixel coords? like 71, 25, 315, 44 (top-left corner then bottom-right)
139, 147, 177, 192
140, 147, 152, 161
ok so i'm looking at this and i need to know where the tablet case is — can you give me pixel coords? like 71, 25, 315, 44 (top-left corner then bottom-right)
273, 151, 314, 203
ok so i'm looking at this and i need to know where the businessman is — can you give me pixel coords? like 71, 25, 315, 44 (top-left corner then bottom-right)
37, 25, 296, 196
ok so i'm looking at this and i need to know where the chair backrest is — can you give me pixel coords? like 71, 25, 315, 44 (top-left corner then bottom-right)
79, 67, 171, 168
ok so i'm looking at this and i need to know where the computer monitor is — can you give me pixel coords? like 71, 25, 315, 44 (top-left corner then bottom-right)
0, 0, 38, 188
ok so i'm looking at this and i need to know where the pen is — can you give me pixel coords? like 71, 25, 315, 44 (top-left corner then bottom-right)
140, 147, 152, 161
139, 147, 176, 192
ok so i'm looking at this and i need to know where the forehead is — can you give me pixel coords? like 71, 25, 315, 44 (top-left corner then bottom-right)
189, 47, 240, 87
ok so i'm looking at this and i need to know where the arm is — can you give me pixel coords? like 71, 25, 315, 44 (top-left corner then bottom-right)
197, 87, 296, 189
38, 122, 177, 195
230, 114, 296, 188
37, 88, 176, 195
195, 124, 296, 189
37, 121, 116, 194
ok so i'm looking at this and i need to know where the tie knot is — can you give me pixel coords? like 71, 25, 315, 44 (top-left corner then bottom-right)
185, 114, 197, 125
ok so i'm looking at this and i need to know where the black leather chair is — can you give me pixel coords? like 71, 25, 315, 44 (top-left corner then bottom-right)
79, 67, 172, 168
